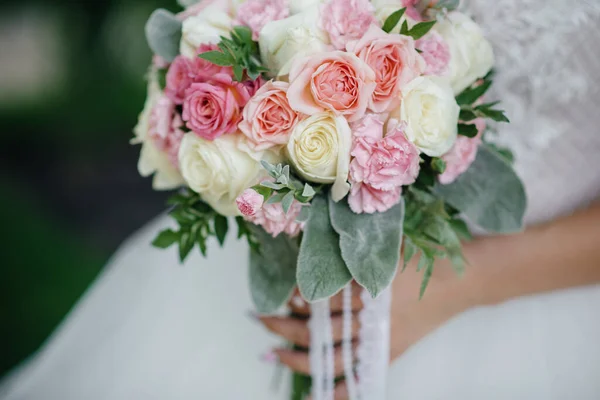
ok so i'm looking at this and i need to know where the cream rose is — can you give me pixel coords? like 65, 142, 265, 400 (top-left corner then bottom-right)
132, 68, 185, 190
434, 11, 494, 95
179, 7, 233, 59
178, 133, 264, 216
396, 76, 460, 157
259, 6, 330, 76
288, 0, 323, 15
286, 113, 352, 201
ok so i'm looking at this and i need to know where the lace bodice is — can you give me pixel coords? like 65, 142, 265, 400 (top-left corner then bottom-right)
463, 0, 600, 225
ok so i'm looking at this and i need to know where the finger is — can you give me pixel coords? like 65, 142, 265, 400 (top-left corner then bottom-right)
289, 283, 364, 316
260, 314, 360, 347
274, 342, 358, 376
307, 381, 350, 400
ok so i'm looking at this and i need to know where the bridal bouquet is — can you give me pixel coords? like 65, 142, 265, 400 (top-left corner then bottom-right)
134, 0, 526, 398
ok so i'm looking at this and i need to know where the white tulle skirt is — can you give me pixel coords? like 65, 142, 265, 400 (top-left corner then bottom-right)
2, 216, 600, 400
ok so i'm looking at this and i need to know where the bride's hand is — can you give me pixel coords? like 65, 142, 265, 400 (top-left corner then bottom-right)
258, 255, 473, 398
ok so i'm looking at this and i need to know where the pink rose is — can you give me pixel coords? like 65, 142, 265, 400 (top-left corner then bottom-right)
416, 31, 451, 76
241, 76, 265, 98
350, 115, 420, 190
165, 56, 195, 104
347, 25, 425, 113
348, 184, 402, 214
236, 189, 265, 216
246, 201, 306, 237
239, 80, 301, 151
320, 0, 378, 50
237, 0, 289, 41
182, 74, 251, 140
438, 119, 485, 184
287, 51, 376, 122
149, 95, 185, 168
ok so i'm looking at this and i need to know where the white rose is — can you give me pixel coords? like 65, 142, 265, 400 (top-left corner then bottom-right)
397, 76, 460, 157
179, 7, 233, 59
287, 113, 351, 201
259, 6, 330, 76
434, 11, 494, 95
132, 68, 185, 190
178, 133, 264, 216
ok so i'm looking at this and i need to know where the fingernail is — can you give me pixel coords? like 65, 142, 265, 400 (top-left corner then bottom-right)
261, 351, 278, 363
291, 295, 306, 308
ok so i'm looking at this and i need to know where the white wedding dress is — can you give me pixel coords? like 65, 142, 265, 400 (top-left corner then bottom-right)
3, 1, 600, 399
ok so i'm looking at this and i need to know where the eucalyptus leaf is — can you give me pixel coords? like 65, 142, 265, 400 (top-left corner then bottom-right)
434, 145, 527, 233
177, 0, 200, 7
282, 191, 295, 214
302, 184, 316, 198
297, 195, 352, 302
145, 9, 182, 62
329, 195, 405, 299
248, 225, 299, 314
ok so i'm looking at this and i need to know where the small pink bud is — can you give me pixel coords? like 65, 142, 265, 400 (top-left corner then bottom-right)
236, 189, 264, 217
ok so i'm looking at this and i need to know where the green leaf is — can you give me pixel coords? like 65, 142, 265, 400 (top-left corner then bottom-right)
296, 206, 311, 223
432, 0, 460, 11
434, 145, 527, 233
407, 21, 437, 40
232, 25, 253, 44
145, 9, 182, 62
198, 50, 234, 66
233, 64, 244, 82
449, 218, 473, 241
476, 107, 510, 123
266, 191, 288, 205
248, 225, 299, 314
400, 20, 410, 35
302, 183, 316, 198
214, 215, 228, 246
418, 250, 435, 299
282, 191, 295, 214
261, 181, 286, 190
152, 229, 179, 249
431, 158, 447, 174
455, 79, 492, 106
382, 8, 406, 33
459, 109, 477, 122
487, 144, 515, 164
179, 231, 194, 262
402, 236, 417, 272
458, 123, 479, 138
297, 195, 352, 302
329, 195, 404, 298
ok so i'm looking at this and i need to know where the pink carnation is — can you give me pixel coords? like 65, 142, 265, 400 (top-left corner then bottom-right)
416, 31, 451, 76
347, 25, 425, 113
287, 51, 376, 122
402, 0, 423, 21
350, 115, 420, 190
239, 80, 301, 151
182, 74, 251, 140
439, 119, 485, 184
348, 184, 402, 214
236, 189, 265, 216
246, 201, 306, 238
320, 0, 378, 50
148, 95, 184, 168
237, 0, 289, 41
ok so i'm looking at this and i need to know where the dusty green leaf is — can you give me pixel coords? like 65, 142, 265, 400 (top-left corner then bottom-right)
434, 145, 527, 233
297, 195, 352, 302
145, 9, 182, 62
329, 195, 404, 298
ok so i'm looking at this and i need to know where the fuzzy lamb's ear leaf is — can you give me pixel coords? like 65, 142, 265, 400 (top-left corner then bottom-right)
248, 225, 299, 314
297, 195, 352, 302
434, 145, 527, 233
177, 0, 200, 7
145, 9, 182, 62
329, 195, 404, 298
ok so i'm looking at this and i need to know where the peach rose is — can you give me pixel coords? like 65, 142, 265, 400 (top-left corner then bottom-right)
347, 25, 425, 113
287, 51, 376, 122
238, 80, 301, 151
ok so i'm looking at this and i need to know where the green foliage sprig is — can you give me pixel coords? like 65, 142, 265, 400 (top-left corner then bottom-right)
198, 26, 269, 82
152, 188, 259, 262
382, 8, 436, 39
257, 161, 316, 219
403, 187, 470, 298
456, 77, 510, 128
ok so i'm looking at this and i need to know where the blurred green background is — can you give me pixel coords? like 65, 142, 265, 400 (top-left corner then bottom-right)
0, 0, 183, 378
